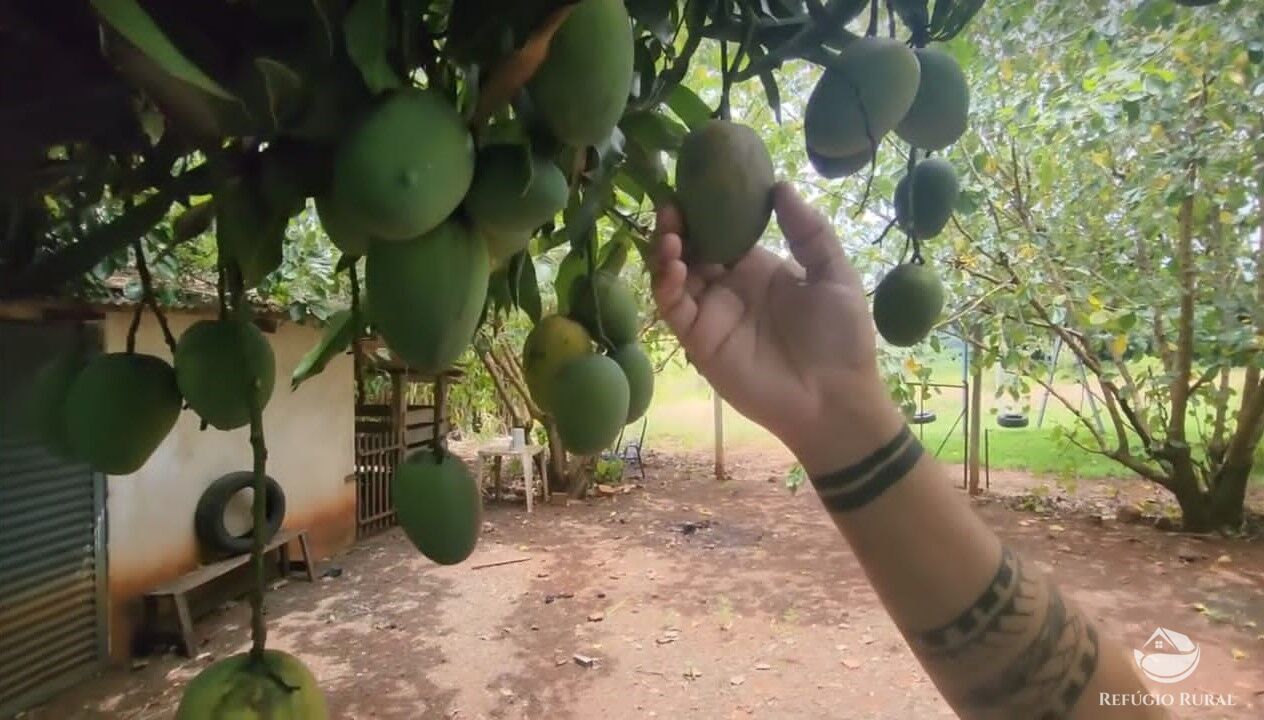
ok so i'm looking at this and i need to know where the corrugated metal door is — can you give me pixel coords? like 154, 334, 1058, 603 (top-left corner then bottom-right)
0, 321, 107, 717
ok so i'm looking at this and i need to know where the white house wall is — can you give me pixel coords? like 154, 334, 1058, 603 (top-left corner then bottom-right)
101, 310, 355, 661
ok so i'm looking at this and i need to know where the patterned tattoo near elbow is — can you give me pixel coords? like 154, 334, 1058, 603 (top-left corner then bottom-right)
809, 425, 923, 512
914, 547, 1100, 720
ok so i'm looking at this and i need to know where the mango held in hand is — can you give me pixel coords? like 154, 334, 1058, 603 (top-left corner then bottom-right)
804, 37, 920, 158
523, 315, 593, 413
393, 450, 482, 565
332, 89, 474, 240
568, 272, 639, 347
176, 649, 327, 719
528, 0, 634, 147
872, 263, 945, 347
548, 354, 630, 455
367, 220, 489, 376
64, 353, 182, 474
610, 343, 654, 424
675, 120, 775, 265
175, 318, 276, 430
893, 158, 960, 240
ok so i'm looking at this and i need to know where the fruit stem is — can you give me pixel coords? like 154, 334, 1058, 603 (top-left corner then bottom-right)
247, 382, 269, 662
226, 264, 270, 664
131, 239, 179, 355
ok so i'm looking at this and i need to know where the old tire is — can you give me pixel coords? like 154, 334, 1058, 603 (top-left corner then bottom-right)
997, 412, 1030, 429
194, 471, 286, 556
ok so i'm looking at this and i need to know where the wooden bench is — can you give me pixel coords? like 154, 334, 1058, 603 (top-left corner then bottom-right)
142, 528, 316, 657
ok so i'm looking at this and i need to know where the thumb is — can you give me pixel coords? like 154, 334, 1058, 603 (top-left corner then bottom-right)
772, 182, 856, 285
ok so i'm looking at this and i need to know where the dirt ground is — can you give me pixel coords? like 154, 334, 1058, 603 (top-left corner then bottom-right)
24, 446, 1264, 719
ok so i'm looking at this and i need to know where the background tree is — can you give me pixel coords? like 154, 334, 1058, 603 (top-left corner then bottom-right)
935, 0, 1264, 530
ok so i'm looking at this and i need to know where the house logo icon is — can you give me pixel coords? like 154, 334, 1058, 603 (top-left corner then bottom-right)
1134, 628, 1201, 684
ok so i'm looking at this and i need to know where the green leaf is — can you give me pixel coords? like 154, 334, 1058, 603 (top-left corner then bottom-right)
252, 57, 305, 128
628, 0, 675, 42
667, 84, 712, 129
620, 111, 687, 151
216, 177, 289, 289
599, 232, 631, 274
292, 309, 363, 390
1088, 309, 1112, 326
90, 0, 234, 99
172, 201, 215, 243
508, 252, 542, 323
758, 70, 782, 124
344, 0, 403, 95
554, 248, 586, 315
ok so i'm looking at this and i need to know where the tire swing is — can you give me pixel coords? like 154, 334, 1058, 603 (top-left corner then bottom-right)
194, 471, 286, 556
910, 410, 938, 425
997, 411, 1029, 429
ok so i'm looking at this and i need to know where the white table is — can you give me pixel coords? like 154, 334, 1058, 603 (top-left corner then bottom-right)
477, 442, 549, 512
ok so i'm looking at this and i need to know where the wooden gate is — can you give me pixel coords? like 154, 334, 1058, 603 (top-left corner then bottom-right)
353, 372, 450, 538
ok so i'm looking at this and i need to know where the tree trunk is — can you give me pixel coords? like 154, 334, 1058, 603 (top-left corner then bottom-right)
1167, 467, 1214, 532
546, 421, 567, 493
1209, 461, 1252, 530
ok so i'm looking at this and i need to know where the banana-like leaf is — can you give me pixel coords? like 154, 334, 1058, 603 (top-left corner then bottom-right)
90, 0, 234, 99
292, 308, 365, 390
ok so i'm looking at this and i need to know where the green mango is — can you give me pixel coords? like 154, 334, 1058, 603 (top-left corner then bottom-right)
332, 89, 474, 240
393, 450, 482, 565
175, 318, 276, 430
675, 120, 775, 265
547, 354, 630, 455
64, 353, 182, 475
528, 0, 634, 146
176, 650, 327, 719
895, 47, 970, 151
610, 343, 654, 423
568, 272, 639, 347
893, 157, 960, 240
804, 37, 920, 157
366, 220, 489, 376
873, 263, 945, 347
464, 144, 568, 233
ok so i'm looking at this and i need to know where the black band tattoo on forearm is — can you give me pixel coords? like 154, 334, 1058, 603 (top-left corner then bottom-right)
914, 547, 1100, 719
809, 425, 923, 512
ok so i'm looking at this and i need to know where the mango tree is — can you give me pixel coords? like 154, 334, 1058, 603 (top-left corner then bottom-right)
936, 0, 1263, 530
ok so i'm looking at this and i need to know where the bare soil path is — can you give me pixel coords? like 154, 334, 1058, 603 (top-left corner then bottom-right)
25, 448, 1264, 719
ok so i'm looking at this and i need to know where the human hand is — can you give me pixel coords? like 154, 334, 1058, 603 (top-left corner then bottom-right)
651, 182, 904, 475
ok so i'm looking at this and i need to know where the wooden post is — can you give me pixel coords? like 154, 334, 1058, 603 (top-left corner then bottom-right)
967, 327, 984, 495
713, 389, 725, 480
434, 372, 448, 448
390, 371, 406, 464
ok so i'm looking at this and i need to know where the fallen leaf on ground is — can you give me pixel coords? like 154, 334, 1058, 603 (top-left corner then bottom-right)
573, 654, 597, 668
588, 612, 605, 622
683, 666, 702, 680
1231, 648, 1247, 661
754, 662, 771, 671
842, 657, 862, 669
730, 675, 745, 686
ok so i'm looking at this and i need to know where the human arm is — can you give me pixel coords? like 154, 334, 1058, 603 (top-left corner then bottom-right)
650, 183, 1165, 719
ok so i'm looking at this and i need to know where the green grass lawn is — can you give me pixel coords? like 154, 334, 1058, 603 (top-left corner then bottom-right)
645, 354, 1264, 484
